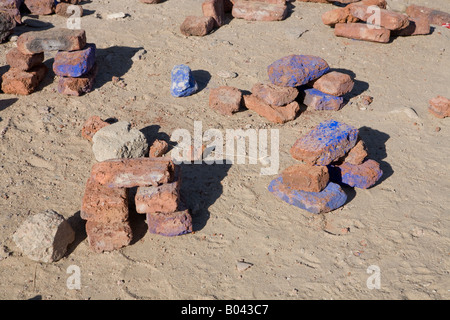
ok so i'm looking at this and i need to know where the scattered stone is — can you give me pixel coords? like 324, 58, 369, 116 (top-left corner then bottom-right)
92, 121, 149, 162
428, 96, 450, 119
334, 22, 391, 43
53, 43, 96, 77
1, 64, 48, 95
251, 82, 298, 107
180, 16, 215, 37
281, 164, 329, 193
244, 94, 299, 124
149, 139, 169, 157
12, 210, 75, 263
6, 47, 44, 71
135, 181, 180, 214
81, 115, 110, 141
232, 0, 288, 21
310, 71, 354, 97
301, 88, 345, 111
209, 86, 243, 116
85, 220, 132, 253
328, 159, 383, 189
170, 64, 198, 97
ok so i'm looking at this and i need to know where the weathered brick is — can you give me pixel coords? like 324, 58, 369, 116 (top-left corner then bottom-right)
392, 17, 430, 36
251, 82, 298, 106
342, 139, 367, 165
6, 48, 44, 71
281, 164, 329, 193
310, 71, 354, 97
348, 3, 409, 30
60, 0, 81, 4
146, 208, 193, 237
244, 94, 299, 123
301, 88, 344, 111
57, 63, 98, 96
81, 116, 110, 141
24, 0, 54, 15
202, 0, 225, 27
55, 3, 83, 18
53, 43, 95, 77
334, 23, 391, 43
135, 180, 180, 214
328, 159, 383, 189
428, 96, 450, 119
209, 86, 242, 116
322, 7, 359, 27
268, 176, 347, 214
232, 0, 288, 21
85, 220, 132, 253
406, 5, 450, 26
17, 28, 86, 55
0, 0, 22, 24
1, 64, 47, 95
268, 55, 330, 87
290, 120, 359, 166
149, 139, 169, 157
180, 16, 215, 37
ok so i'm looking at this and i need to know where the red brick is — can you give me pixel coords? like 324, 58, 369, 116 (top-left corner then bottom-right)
0, 0, 22, 24
360, 0, 387, 8
90, 158, 176, 188
149, 139, 169, 157
232, 0, 288, 21
406, 5, 450, 26
17, 28, 86, 55
281, 164, 329, 193
209, 86, 242, 116
135, 180, 180, 214
81, 116, 110, 141
58, 63, 98, 96
146, 209, 193, 237
310, 71, 354, 97
348, 3, 410, 30
1, 64, 47, 95
342, 140, 367, 165
243, 94, 299, 124
251, 82, 298, 106
180, 16, 215, 37
322, 7, 359, 27
85, 221, 132, 253
24, 0, 55, 15
392, 17, 430, 36
202, 0, 225, 28
334, 23, 391, 43
428, 96, 450, 119
80, 178, 129, 223
55, 3, 83, 18
6, 48, 44, 71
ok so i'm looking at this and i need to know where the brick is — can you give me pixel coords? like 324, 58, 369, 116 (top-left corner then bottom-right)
17, 28, 87, 55
310, 71, 354, 97
1, 64, 47, 95
322, 7, 359, 27
209, 86, 242, 116
202, 0, 225, 28
268, 176, 347, 214
60, 0, 81, 4
55, 3, 83, 18
149, 139, 169, 157
0, 0, 22, 24
406, 5, 450, 26
348, 3, 409, 30
80, 178, 129, 223
268, 55, 330, 88
360, 0, 387, 8
243, 94, 299, 124
85, 220, 132, 253
428, 96, 450, 119
90, 158, 175, 188
251, 82, 298, 106
170, 64, 198, 97
334, 23, 391, 43
290, 120, 359, 166
135, 180, 180, 214
281, 164, 329, 193
6, 48, 44, 71
57, 62, 98, 96
0, 11, 16, 42
392, 17, 430, 37
81, 116, 110, 141
53, 43, 95, 77
342, 140, 367, 165
146, 208, 193, 237
301, 88, 344, 111
328, 159, 383, 189
24, 0, 55, 15
180, 16, 215, 37
232, 0, 288, 21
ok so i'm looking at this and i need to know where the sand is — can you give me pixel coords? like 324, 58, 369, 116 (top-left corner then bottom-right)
0, 0, 449, 300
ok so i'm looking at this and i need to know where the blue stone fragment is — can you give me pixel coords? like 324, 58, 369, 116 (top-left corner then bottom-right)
302, 88, 345, 111
268, 175, 347, 214
53, 43, 96, 78
328, 159, 383, 189
170, 64, 198, 97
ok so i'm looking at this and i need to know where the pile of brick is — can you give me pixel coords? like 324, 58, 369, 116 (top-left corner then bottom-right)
21, 0, 83, 18
269, 119, 383, 214
321, 0, 450, 43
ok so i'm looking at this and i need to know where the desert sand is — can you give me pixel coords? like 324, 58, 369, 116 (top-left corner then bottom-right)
0, 0, 449, 300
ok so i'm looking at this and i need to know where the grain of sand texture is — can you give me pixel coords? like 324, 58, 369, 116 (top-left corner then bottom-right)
0, 0, 449, 300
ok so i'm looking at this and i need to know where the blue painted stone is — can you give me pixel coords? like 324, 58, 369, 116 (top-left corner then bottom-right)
328, 159, 383, 189
267, 55, 330, 87
170, 64, 198, 97
290, 119, 359, 166
53, 43, 96, 77
268, 175, 347, 214
302, 88, 344, 111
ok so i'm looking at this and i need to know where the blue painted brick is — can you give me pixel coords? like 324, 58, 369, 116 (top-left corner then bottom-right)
53, 43, 96, 78
328, 159, 383, 189
302, 88, 345, 111
170, 64, 198, 97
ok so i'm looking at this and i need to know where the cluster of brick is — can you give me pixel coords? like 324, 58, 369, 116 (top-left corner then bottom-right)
269, 119, 383, 214
320, 0, 450, 43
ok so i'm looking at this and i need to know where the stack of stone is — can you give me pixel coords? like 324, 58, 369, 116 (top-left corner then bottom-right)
269, 119, 383, 214
81, 158, 192, 253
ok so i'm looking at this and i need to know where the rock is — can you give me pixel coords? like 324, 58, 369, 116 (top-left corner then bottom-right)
392, 17, 430, 36
310, 71, 354, 97
209, 86, 243, 116
92, 121, 149, 162
348, 3, 410, 30
131, 48, 147, 62
251, 82, 298, 106
180, 16, 215, 37
55, 2, 83, 17
53, 43, 96, 77
149, 139, 169, 157
85, 220, 132, 253
301, 88, 345, 111
12, 210, 75, 263
146, 208, 193, 237
406, 5, 450, 26
243, 94, 299, 124
268, 54, 330, 87
328, 159, 383, 189
232, 0, 288, 21
428, 96, 450, 119
322, 7, 359, 27
0, 0, 22, 24
236, 260, 253, 272
81, 115, 110, 141
281, 164, 329, 193
170, 64, 198, 97
202, 0, 225, 28
0, 11, 16, 43
57, 63, 98, 96
342, 140, 367, 165
106, 12, 126, 20
135, 180, 180, 214
334, 22, 391, 43
217, 70, 238, 79
24, 0, 55, 16
1, 64, 48, 95
6, 47, 44, 71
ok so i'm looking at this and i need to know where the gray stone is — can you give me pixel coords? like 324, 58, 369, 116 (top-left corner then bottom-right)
12, 210, 75, 263
92, 121, 149, 162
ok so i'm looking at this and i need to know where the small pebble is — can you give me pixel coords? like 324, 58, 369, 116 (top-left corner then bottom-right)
236, 260, 253, 272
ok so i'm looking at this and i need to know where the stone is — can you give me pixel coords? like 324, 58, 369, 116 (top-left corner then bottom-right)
428, 96, 450, 119
85, 220, 132, 253
81, 116, 110, 141
146, 208, 193, 237
348, 3, 409, 30
236, 261, 253, 272
334, 23, 391, 43
322, 7, 359, 27
140, 0, 163, 3
268, 176, 347, 214
406, 5, 450, 26
243, 94, 299, 124
149, 139, 169, 157
12, 210, 75, 263
60, 0, 81, 4
135, 181, 180, 214
301, 88, 345, 111
392, 17, 430, 36
267, 54, 330, 87
1, 64, 48, 95
290, 119, 359, 166
0, 0, 22, 24
328, 159, 383, 189
360, 0, 387, 8
90, 158, 175, 188
80, 178, 129, 223
209, 86, 242, 116
57, 63, 98, 96
310, 71, 354, 97
55, 2, 83, 18
202, 0, 225, 28
6, 47, 44, 71
251, 82, 298, 106
0, 11, 16, 42
232, 0, 288, 21
281, 164, 329, 193
342, 140, 367, 165
106, 12, 126, 20
180, 16, 215, 37
24, 0, 54, 15
170, 64, 198, 97
16, 28, 87, 55
53, 43, 96, 77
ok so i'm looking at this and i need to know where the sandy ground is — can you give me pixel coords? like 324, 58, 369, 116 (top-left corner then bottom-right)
0, 0, 449, 300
